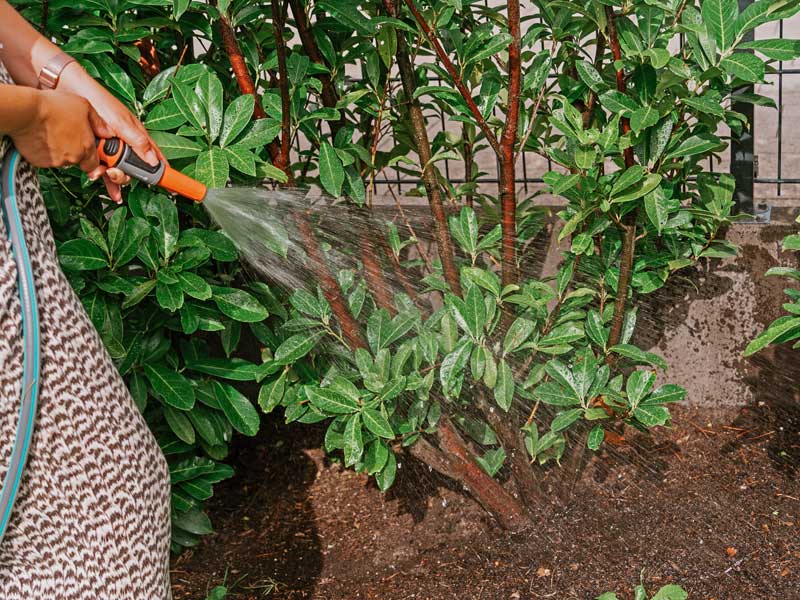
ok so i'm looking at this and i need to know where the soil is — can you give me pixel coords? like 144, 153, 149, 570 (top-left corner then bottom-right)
170, 399, 800, 600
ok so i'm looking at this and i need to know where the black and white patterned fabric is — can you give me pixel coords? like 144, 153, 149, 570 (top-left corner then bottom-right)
0, 61, 172, 598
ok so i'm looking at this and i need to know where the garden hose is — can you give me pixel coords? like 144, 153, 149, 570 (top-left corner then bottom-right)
0, 148, 41, 546
96, 137, 208, 202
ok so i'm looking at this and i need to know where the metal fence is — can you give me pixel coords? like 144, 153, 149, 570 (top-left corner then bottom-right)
365, 4, 800, 215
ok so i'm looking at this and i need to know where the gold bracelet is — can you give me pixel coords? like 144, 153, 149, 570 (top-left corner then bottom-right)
37, 52, 77, 90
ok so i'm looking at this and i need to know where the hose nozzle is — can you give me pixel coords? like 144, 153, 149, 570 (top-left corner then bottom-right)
96, 138, 207, 202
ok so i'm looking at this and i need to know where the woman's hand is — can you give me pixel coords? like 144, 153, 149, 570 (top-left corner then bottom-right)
59, 62, 163, 203
9, 89, 103, 175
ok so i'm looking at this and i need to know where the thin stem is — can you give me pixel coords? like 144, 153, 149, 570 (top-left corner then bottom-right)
401, 0, 502, 158
272, 0, 292, 174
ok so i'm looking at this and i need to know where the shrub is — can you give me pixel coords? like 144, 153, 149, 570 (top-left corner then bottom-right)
13, 0, 800, 538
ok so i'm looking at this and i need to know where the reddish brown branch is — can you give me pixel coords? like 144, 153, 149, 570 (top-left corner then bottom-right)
288, 0, 342, 134
360, 231, 397, 316
605, 6, 637, 349
433, 417, 531, 529
605, 7, 634, 170
401, 0, 502, 158
213, 1, 290, 180
295, 214, 367, 349
384, 0, 462, 296
499, 0, 522, 288
134, 39, 161, 79
272, 0, 292, 174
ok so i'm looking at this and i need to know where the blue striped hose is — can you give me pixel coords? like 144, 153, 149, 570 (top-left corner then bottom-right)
0, 148, 41, 545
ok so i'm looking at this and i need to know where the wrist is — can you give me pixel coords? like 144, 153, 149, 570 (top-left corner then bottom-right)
53, 60, 90, 95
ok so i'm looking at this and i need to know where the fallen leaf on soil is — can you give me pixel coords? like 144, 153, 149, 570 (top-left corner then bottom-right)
536, 567, 551, 578
726, 547, 738, 558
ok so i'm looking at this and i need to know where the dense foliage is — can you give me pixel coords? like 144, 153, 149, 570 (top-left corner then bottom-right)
12, 0, 800, 538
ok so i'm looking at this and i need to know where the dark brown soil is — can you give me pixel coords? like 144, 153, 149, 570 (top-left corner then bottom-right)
170, 398, 800, 600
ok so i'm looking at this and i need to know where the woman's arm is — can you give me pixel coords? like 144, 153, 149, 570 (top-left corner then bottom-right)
0, 0, 162, 201
0, 83, 102, 174
0, 83, 40, 134
0, 0, 62, 88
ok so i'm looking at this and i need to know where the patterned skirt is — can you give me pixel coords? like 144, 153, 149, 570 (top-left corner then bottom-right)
0, 62, 172, 598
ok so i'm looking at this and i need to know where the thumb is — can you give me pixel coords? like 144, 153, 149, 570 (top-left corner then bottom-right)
88, 106, 115, 140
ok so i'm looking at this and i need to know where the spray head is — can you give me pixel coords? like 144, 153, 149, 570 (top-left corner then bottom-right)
96, 137, 207, 202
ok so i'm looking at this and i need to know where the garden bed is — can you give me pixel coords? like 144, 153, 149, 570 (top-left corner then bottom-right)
171, 397, 799, 600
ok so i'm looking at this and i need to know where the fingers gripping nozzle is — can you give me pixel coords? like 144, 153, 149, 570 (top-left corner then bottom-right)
96, 138, 207, 202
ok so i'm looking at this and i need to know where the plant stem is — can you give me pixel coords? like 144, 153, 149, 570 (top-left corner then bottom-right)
359, 229, 397, 316
499, 0, 522, 288
417, 416, 531, 529
287, 0, 343, 135
295, 213, 367, 349
272, 0, 292, 175
605, 5, 637, 350
401, 0, 502, 158
212, 1, 290, 182
385, 0, 462, 296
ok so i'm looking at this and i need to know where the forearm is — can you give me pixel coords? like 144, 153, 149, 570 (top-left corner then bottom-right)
0, 83, 40, 135
0, 0, 62, 87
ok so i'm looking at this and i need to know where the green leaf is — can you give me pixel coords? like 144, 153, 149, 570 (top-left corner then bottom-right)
551, 408, 583, 433
587, 425, 605, 450
739, 38, 800, 60
177, 272, 212, 300
642, 384, 687, 405
223, 145, 257, 176
364, 439, 389, 474
144, 99, 187, 130
319, 142, 345, 197
195, 148, 229, 188
220, 94, 256, 147
156, 280, 184, 311
164, 405, 195, 444
475, 447, 506, 476
185, 358, 260, 381
630, 105, 659, 133
307, 386, 360, 414
662, 135, 721, 161
196, 72, 224, 142
210, 286, 268, 322
273, 332, 321, 365
721, 53, 765, 83
575, 60, 605, 91
633, 404, 671, 427
464, 284, 486, 338
644, 187, 670, 234
362, 407, 394, 439
258, 374, 286, 416
504, 317, 535, 354
375, 449, 397, 491
611, 173, 662, 203
626, 370, 656, 407
494, 359, 515, 412
172, 79, 207, 132
58, 239, 108, 270
150, 132, 203, 160
213, 382, 260, 436
144, 364, 195, 410
702, 0, 738, 52
173, 509, 213, 536
235, 118, 281, 149
609, 344, 668, 370
651, 584, 688, 600
536, 381, 581, 406
744, 316, 800, 355
343, 413, 364, 467
586, 310, 608, 349
610, 165, 644, 197
317, 0, 375, 35
122, 279, 156, 309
